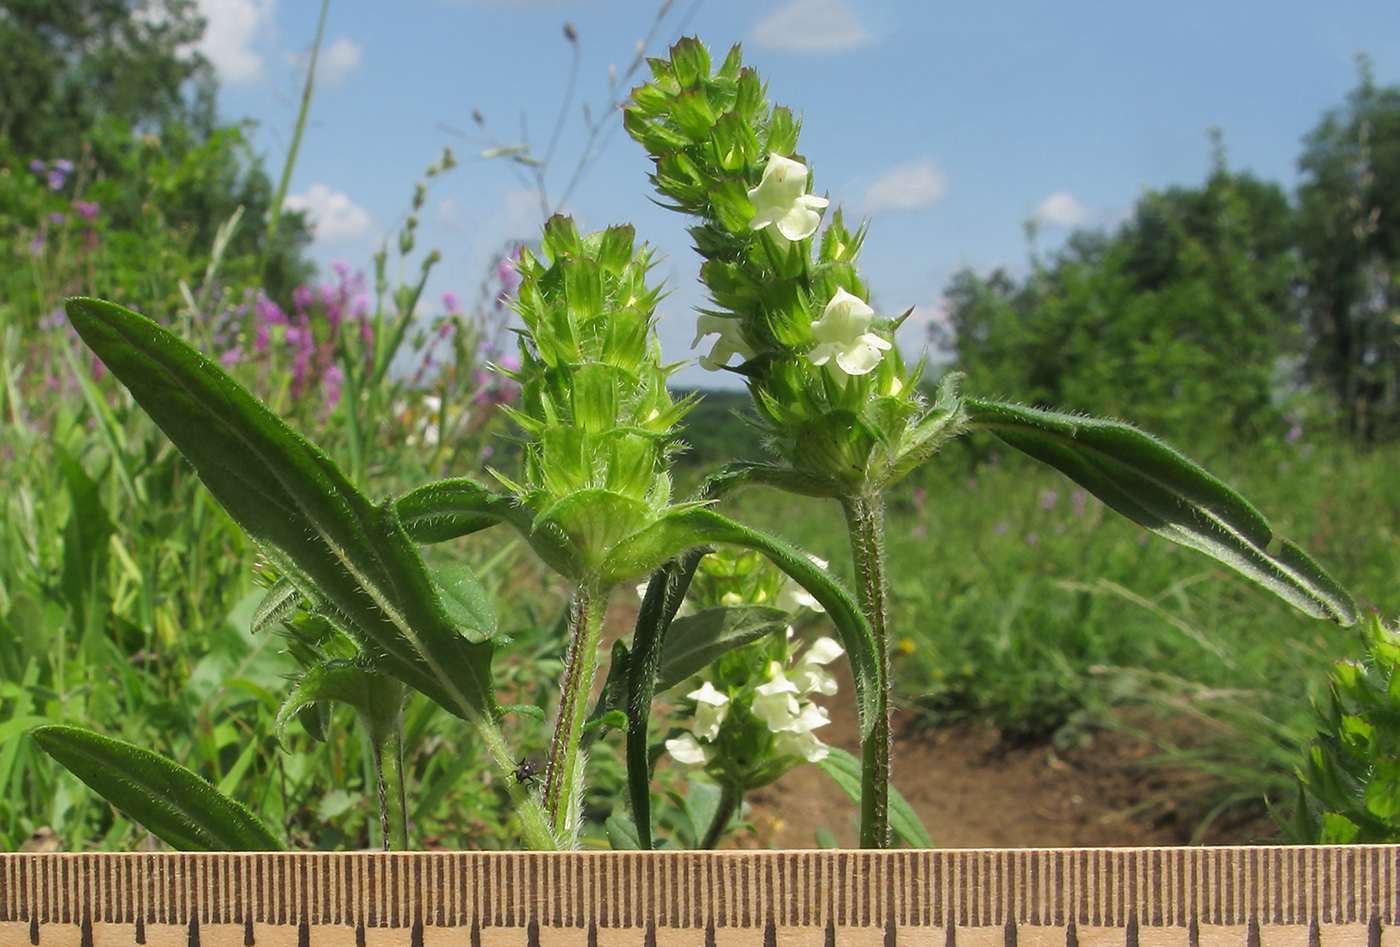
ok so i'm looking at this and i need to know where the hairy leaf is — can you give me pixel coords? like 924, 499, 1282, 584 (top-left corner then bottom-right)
31, 725, 283, 851
64, 298, 497, 722
965, 398, 1356, 624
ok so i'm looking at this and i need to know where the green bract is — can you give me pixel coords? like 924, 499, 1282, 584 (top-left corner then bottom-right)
626, 39, 941, 491
497, 216, 696, 584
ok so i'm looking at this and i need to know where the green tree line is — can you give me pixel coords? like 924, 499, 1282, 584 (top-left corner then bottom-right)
1, 0, 313, 307
941, 60, 1400, 447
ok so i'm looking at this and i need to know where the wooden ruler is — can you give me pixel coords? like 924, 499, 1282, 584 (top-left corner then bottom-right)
2, 847, 1397, 946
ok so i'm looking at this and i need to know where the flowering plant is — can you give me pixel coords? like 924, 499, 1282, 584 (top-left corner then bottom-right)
29, 36, 1362, 856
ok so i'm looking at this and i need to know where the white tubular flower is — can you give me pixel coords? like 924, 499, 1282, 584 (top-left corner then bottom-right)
665, 733, 712, 765
748, 154, 829, 244
687, 681, 731, 741
693, 313, 754, 371
791, 636, 843, 696
808, 288, 893, 386
751, 675, 801, 732
774, 729, 830, 763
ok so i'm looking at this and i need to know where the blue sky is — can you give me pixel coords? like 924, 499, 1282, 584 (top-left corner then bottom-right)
200, 0, 1400, 389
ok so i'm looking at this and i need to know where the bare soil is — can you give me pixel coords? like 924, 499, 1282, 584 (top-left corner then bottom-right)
738, 675, 1271, 849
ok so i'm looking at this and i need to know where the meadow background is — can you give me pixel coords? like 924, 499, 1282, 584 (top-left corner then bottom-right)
2, 0, 1399, 851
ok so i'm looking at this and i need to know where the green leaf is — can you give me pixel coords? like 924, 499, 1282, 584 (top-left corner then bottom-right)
31, 725, 283, 851
683, 777, 723, 845
250, 578, 301, 635
627, 551, 706, 849
655, 605, 789, 693
964, 398, 1356, 625
276, 660, 405, 746
64, 297, 497, 723
605, 814, 642, 850
817, 746, 934, 848
55, 447, 115, 633
607, 508, 880, 741
1364, 759, 1400, 821
395, 477, 520, 543
430, 562, 496, 643
1320, 811, 1361, 844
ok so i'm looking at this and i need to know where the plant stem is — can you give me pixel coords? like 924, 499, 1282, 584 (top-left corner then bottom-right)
543, 581, 609, 846
258, 0, 328, 285
700, 783, 741, 850
842, 490, 892, 848
369, 721, 408, 851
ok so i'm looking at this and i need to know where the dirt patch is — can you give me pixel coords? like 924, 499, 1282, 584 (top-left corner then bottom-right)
739, 673, 1272, 849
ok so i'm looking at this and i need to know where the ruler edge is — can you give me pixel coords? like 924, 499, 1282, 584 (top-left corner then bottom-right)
3, 845, 1397, 931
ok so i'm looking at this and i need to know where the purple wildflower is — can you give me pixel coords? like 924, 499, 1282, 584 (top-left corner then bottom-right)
54, 158, 74, 174
28, 234, 44, 255
29, 159, 45, 174
993, 521, 1010, 536
73, 201, 99, 220
330, 259, 350, 279
255, 295, 287, 326
1040, 489, 1058, 512
48, 212, 65, 225
442, 290, 460, 313
39, 309, 66, 330
323, 364, 345, 409
220, 346, 244, 370
293, 284, 314, 312
1071, 489, 1087, 517
498, 352, 521, 373
1024, 533, 1039, 546
255, 323, 270, 352
47, 170, 66, 190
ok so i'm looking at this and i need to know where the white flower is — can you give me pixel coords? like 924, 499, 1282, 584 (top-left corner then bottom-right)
748, 154, 829, 245
692, 313, 754, 371
791, 637, 843, 696
687, 681, 730, 741
665, 732, 712, 765
808, 288, 893, 386
751, 675, 801, 732
773, 729, 830, 763
775, 556, 828, 614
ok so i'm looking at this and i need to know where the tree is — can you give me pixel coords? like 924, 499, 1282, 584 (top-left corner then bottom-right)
1296, 57, 1400, 441
0, 0, 314, 303
0, 0, 214, 158
940, 148, 1300, 448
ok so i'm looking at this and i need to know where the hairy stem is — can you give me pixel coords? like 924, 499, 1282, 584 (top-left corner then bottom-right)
543, 581, 609, 846
700, 783, 742, 850
842, 490, 892, 848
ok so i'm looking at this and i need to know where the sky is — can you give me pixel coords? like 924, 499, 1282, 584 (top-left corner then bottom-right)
198, 0, 1400, 389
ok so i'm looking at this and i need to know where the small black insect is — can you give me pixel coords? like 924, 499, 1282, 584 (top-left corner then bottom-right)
513, 758, 541, 785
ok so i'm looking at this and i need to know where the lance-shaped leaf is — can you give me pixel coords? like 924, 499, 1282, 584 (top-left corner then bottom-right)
31, 725, 283, 851
627, 551, 706, 849
63, 297, 498, 722
606, 508, 881, 740
396, 477, 579, 577
276, 660, 405, 746
655, 604, 790, 694
964, 398, 1356, 625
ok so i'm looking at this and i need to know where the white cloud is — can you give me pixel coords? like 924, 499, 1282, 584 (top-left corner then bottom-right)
1035, 192, 1092, 227
861, 159, 948, 215
196, 0, 276, 84
320, 36, 363, 87
284, 184, 373, 244
749, 0, 874, 53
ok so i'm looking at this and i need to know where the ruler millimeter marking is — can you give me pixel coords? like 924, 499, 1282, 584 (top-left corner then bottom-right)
1, 847, 1396, 945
